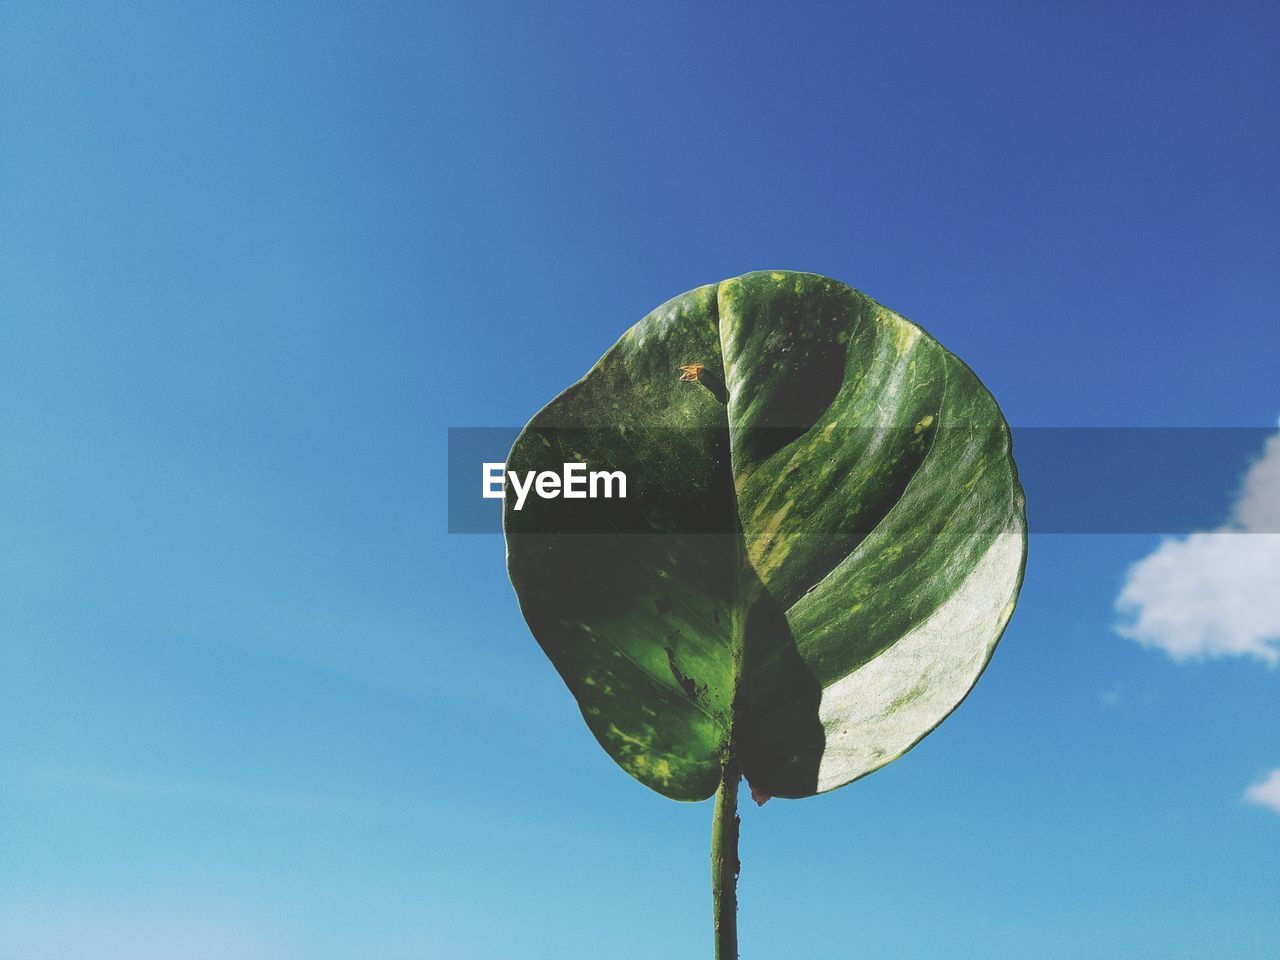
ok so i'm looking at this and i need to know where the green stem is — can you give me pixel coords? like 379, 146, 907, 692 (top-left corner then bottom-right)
711, 761, 741, 960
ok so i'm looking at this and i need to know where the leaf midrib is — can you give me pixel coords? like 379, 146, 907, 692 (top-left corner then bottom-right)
714, 280, 952, 754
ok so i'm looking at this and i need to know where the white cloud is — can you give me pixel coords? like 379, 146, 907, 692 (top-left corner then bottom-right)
1234, 432, 1280, 532
1243, 769, 1280, 813
1115, 430, 1280, 665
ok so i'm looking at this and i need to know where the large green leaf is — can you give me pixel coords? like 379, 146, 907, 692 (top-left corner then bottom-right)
504, 271, 1026, 801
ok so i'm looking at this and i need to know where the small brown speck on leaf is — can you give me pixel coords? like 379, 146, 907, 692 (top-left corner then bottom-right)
679, 363, 705, 382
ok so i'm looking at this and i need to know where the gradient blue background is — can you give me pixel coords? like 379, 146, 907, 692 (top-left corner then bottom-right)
2, 3, 1278, 958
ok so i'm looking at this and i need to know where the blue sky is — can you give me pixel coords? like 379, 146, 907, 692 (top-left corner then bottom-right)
2, 2, 1278, 958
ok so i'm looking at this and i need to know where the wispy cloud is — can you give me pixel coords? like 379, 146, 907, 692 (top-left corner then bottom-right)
22, 765, 417, 822
0, 905, 275, 960
1243, 769, 1280, 814
1115, 429, 1280, 665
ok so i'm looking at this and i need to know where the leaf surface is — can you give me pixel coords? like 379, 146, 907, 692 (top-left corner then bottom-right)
504, 272, 1026, 800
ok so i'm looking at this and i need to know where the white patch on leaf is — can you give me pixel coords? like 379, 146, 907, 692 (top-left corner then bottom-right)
815, 530, 1023, 793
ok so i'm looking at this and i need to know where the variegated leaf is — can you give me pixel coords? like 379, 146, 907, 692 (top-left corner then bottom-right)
504, 271, 1026, 800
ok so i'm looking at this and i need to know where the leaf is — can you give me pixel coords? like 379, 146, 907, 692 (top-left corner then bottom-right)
504, 271, 1026, 801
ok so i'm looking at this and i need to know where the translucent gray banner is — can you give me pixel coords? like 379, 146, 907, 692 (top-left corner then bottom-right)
447, 427, 1280, 534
